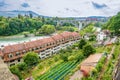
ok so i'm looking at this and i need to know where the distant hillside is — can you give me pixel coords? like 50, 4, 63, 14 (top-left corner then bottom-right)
0, 10, 40, 17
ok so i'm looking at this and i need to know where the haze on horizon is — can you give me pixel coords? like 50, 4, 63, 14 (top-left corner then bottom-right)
0, 0, 120, 17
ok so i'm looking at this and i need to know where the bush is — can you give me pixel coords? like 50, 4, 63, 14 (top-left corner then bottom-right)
75, 53, 85, 62
10, 65, 22, 80
68, 55, 76, 61
66, 47, 73, 53
17, 62, 27, 71
60, 54, 68, 62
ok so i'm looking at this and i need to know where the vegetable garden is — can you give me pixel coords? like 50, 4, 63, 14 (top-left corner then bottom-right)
36, 61, 79, 80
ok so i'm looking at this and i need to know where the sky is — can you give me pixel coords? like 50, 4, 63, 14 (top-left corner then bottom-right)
0, 0, 120, 17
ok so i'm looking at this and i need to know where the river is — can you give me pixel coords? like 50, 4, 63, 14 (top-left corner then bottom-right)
0, 36, 49, 46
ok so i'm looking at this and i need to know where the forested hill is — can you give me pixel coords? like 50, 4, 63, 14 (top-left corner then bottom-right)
0, 11, 39, 17
0, 16, 56, 36
103, 12, 120, 35
0, 16, 77, 36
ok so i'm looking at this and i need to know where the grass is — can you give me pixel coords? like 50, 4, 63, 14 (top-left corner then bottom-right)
95, 45, 113, 53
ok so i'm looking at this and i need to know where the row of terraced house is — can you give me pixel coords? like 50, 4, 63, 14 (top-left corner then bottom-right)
0, 32, 80, 66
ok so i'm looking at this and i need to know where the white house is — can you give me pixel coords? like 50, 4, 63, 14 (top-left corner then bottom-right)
97, 31, 107, 41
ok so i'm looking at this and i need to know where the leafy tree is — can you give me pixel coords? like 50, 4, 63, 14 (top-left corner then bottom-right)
78, 39, 87, 49
103, 12, 120, 35
23, 52, 39, 66
41, 24, 56, 35
83, 44, 96, 57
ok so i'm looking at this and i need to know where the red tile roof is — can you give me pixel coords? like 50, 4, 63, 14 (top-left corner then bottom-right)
52, 34, 63, 41
80, 54, 102, 75
72, 32, 80, 37
3, 43, 25, 54
60, 32, 73, 38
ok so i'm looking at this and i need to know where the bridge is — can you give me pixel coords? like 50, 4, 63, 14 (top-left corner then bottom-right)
56, 19, 91, 30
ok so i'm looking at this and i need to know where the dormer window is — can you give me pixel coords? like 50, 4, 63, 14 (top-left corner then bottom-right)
16, 52, 20, 56
8, 53, 13, 58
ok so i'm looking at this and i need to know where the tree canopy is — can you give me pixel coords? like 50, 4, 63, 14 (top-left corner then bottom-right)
83, 44, 96, 57
40, 24, 56, 35
103, 12, 120, 35
78, 39, 87, 49
23, 52, 39, 66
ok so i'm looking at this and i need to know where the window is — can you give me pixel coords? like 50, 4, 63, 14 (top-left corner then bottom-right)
8, 54, 13, 58
18, 59, 21, 62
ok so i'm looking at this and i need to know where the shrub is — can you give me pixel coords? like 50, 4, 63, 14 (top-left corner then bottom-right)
10, 65, 22, 80
68, 55, 76, 61
17, 62, 27, 71
60, 54, 68, 62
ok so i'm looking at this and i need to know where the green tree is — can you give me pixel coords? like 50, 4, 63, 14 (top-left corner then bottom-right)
103, 12, 120, 35
41, 24, 56, 35
83, 44, 96, 57
89, 34, 96, 41
78, 39, 87, 49
23, 52, 39, 66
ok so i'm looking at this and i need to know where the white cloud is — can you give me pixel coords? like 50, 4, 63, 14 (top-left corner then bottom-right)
0, 0, 120, 17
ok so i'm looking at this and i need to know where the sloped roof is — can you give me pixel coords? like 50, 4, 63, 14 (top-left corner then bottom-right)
3, 43, 25, 54
80, 54, 103, 74
52, 34, 63, 41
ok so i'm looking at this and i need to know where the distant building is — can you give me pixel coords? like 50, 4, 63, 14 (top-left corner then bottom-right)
0, 32, 80, 66
96, 30, 110, 41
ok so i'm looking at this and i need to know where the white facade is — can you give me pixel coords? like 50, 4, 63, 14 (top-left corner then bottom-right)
39, 40, 79, 59
97, 32, 107, 41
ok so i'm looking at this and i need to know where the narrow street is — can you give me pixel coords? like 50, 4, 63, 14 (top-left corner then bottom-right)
97, 46, 115, 80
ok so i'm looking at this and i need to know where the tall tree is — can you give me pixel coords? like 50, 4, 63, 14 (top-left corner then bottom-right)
23, 52, 39, 66
78, 39, 87, 49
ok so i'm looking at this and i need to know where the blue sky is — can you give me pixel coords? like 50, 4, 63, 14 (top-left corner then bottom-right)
0, 0, 120, 17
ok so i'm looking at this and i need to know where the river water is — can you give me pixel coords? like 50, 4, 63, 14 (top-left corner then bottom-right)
0, 36, 49, 46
